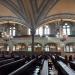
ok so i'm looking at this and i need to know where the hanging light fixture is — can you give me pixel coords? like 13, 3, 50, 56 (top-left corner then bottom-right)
1, 22, 13, 41
56, 19, 68, 42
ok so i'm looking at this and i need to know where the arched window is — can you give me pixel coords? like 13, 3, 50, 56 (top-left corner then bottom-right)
39, 27, 43, 36
65, 45, 73, 52
13, 46, 16, 51
28, 25, 50, 36
44, 25, 50, 35
63, 23, 70, 35
7, 46, 9, 51
70, 46, 73, 52
36, 29, 39, 35
35, 25, 50, 36
65, 45, 69, 52
35, 27, 43, 36
28, 46, 32, 51
65, 43, 75, 52
28, 28, 31, 35
45, 45, 49, 52
10, 27, 16, 36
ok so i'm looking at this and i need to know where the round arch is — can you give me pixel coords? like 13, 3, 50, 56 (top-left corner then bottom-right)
65, 42, 75, 52
15, 43, 27, 51
27, 42, 42, 52
37, 13, 75, 28
44, 42, 58, 52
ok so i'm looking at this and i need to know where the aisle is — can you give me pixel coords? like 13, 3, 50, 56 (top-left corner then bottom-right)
41, 60, 48, 75
49, 65, 58, 75
48, 59, 58, 75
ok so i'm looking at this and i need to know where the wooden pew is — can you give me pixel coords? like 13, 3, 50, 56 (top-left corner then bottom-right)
50, 55, 58, 69
8, 58, 37, 75
0, 58, 14, 66
57, 61, 75, 75
0, 54, 11, 61
59, 56, 65, 61
58, 56, 68, 64
4, 55, 11, 59
0, 57, 5, 61
69, 61, 75, 70
0, 58, 26, 75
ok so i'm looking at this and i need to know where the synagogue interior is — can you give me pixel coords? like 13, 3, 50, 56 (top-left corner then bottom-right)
0, 0, 75, 75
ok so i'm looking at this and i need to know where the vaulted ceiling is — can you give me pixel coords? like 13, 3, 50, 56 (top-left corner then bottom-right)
0, 0, 75, 30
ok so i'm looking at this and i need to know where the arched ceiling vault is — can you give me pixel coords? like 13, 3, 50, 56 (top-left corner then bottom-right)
38, 13, 75, 27
0, 0, 59, 29
0, 0, 75, 29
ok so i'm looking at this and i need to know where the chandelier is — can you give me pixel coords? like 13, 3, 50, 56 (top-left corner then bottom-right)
56, 20, 68, 42
1, 32, 12, 41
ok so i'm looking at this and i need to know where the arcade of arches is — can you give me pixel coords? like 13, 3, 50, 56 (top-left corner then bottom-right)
0, 22, 75, 57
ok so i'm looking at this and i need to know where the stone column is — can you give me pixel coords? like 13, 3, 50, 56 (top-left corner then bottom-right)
43, 26, 45, 36
31, 28, 35, 54
7, 39, 13, 53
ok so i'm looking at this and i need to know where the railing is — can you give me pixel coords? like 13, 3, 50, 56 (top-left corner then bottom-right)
13, 34, 75, 38
1, 34, 75, 45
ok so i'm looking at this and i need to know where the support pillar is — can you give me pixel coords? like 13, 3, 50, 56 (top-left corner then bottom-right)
8, 39, 13, 53
31, 29, 35, 54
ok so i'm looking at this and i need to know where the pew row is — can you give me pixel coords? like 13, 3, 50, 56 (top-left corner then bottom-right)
0, 58, 14, 66
0, 58, 26, 75
9, 58, 37, 75
69, 61, 75, 70
57, 61, 75, 75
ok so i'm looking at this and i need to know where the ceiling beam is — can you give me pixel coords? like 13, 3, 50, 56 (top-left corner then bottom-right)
30, 0, 38, 24
17, 0, 29, 23
40, 0, 59, 19
37, 0, 59, 24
